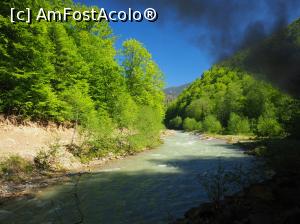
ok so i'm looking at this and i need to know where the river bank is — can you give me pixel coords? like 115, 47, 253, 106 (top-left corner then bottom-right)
0, 131, 252, 224
173, 137, 300, 224
0, 118, 175, 203
197, 133, 255, 144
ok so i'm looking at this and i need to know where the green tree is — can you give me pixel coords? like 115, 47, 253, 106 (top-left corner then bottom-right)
185, 97, 213, 121
227, 113, 250, 134
50, 23, 89, 91
202, 115, 222, 134
122, 39, 165, 116
169, 116, 182, 130
71, 18, 125, 113
256, 115, 283, 137
218, 81, 244, 125
183, 118, 202, 131
129, 106, 163, 150
0, 0, 166, 159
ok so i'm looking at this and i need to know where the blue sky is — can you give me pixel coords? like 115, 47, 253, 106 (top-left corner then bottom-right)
107, 18, 213, 87
73, 0, 214, 87
74, 0, 300, 87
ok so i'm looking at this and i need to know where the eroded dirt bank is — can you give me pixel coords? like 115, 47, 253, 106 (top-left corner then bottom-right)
0, 117, 174, 202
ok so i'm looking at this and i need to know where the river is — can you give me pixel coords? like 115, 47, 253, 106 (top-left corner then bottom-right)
0, 131, 253, 224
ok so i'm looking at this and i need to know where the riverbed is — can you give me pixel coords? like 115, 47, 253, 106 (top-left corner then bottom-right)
0, 131, 253, 224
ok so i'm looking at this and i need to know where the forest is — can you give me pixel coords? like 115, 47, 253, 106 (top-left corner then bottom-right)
0, 0, 165, 160
1, 0, 300, 223
1, 0, 300, 161
166, 18, 300, 139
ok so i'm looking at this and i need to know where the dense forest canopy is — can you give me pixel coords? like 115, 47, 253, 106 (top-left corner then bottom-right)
0, 0, 165, 157
166, 19, 300, 138
1, 0, 299, 158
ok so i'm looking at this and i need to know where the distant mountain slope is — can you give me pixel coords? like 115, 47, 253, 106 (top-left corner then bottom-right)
164, 84, 190, 103
165, 84, 190, 97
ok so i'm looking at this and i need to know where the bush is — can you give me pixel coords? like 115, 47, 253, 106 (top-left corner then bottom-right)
198, 160, 265, 206
198, 160, 230, 205
0, 156, 34, 182
34, 143, 61, 171
202, 115, 222, 133
227, 113, 251, 134
185, 98, 212, 121
168, 116, 182, 129
128, 106, 163, 151
183, 117, 202, 131
256, 116, 283, 137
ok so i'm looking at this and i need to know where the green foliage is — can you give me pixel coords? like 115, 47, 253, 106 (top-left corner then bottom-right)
185, 97, 213, 121
166, 65, 296, 137
0, 156, 34, 182
61, 83, 96, 124
256, 115, 284, 137
165, 19, 300, 137
128, 106, 163, 151
122, 39, 165, 117
34, 143, 61, 171
0, 0, 165, 159
183, 117, 202, 131
111, 93, 138, 129
202, 115, 222, 134
227, 113, 251, 134
168, 116, 183, 130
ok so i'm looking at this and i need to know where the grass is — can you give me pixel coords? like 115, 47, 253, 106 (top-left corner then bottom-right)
0, 155, 35, 182
0, 144, 65, 183
34, 142, 62, 171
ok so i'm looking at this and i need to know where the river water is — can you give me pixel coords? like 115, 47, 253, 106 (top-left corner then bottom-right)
1, 131, 253, 224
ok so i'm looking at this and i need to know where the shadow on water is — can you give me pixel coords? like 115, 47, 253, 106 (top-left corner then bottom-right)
0, 132, 252, 224
0, 133, 254, 224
